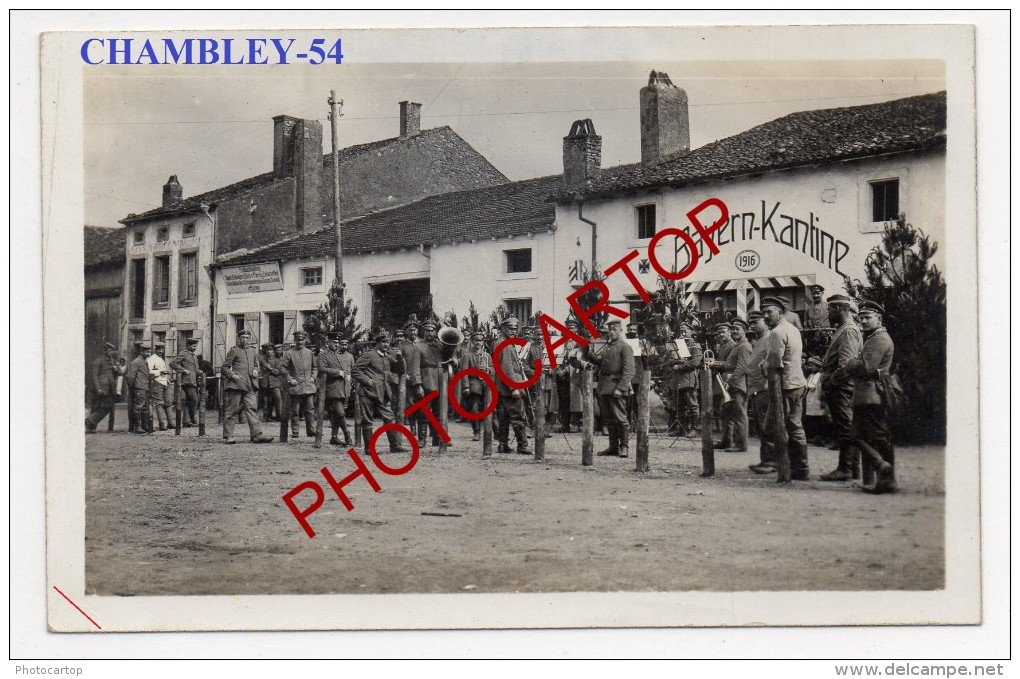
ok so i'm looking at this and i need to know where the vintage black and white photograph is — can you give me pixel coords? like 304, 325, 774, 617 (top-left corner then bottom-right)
39, 22, 983, 633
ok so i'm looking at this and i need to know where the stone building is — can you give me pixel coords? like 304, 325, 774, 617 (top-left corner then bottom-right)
207, 76, 946, 360
84, 225, 126, 399
117, 102, 508, 359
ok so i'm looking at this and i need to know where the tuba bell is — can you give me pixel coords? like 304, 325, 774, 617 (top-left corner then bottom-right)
438, 326, 465, 362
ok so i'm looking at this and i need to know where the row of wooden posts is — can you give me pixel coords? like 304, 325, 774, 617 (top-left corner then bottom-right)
151, 361, 814, 484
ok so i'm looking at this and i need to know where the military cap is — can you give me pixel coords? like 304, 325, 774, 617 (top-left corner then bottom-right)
809, 283, 825, 292
132, 340, 145, 347
730, 318, 749, 329
104, 342, 117, 351
153, 340, 166, 348
858, 300, 885, 316
421, 319, 438, 330
747, 310, 765, 322
326, 332, 344, 341
606, 319, 623, 328
373, 330, 391, 342
292, 330, 306, 338
714, 322, 732, 332
500, 316, 520, 328
274, 343, 284, 350
471, 331, 485, 340
826, 294, 854, 306
805, 356, 823, 369
403, 319, 420, 330
261, 342, 274, 350
394, 328, 406, 336
187, 337, 200, 345
760, 296, 786, 311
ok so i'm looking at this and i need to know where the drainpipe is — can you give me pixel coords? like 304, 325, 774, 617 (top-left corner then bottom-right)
577, 201, 597, 273
203, 203, 217, 368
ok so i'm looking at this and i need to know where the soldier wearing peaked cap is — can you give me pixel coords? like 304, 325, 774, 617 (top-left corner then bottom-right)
555, 318, 584, 433
818, 293, 864, 481
85, 342, 125, 433
462, 330, 495, 441
745, 310, 777, 473
589, 318, 636, 457
351, 330, 410, 453
410, 318, 448, 448
494, 316, 533, 454
221, 328, 275, 444
124, 341, 147, 433
709, 321, 738, 450
169, 337, 202, 427
284, 330, 318, 439
147, 340, 172, 431
835, 300, 897, 494
761, 295, 810, 480
318, 331, 354, 446
805, 283, 830, 329
720, 317, 753, 452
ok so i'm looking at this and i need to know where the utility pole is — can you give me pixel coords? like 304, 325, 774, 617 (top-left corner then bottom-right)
328, 91, 344, 294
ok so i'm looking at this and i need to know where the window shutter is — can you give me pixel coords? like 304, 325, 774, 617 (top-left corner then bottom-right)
214, 314, 228, 369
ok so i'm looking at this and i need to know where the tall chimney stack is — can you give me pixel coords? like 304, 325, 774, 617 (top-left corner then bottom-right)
562, 119, 602, 192
400, 101, 422, 138
640, 70, 690, 166
272, 115, 299, 179
162, 175, 183, 207
271, 114, 323, 231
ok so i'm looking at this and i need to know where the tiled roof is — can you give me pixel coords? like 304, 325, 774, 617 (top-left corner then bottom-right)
561, 91, 947, 200
217, 174, 561, 266
121, 126, 507, 224
84, 225, 126, 269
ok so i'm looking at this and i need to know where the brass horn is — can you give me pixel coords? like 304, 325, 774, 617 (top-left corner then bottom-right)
438, 326, 464, 361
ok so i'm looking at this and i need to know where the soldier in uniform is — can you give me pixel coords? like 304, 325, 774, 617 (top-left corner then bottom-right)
397, 320, 426, 443
131, 344, 154, 434
318, 332, 355, 446
710, 322, 736, 449
265, 344, 286, 423
835, 300, 897, 494
494, 316, 532, 455
555, 318, 584, 433
745, 311, 777, 474
284, 330, 318, 439
462, 330, 494, 441
523, 326, 547, 436
410, 319, 447, 448
591, 319, 636, 457
220, 328, 274, 444
147, 341, 172, 431
663, 323, 702, 435
85, 342, 124, 433
721, 318, 753, 452
761, 296, 810, 480
805, 284, 831, 330
256, 343, 276, 421
352, 330, 409, 453
170, 338, 201, 427
124, 340, 146, 433
819, 294, 864, 481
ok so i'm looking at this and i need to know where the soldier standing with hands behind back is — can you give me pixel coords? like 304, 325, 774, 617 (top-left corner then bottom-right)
285, 330, 318, 439
220, 329, 275, 444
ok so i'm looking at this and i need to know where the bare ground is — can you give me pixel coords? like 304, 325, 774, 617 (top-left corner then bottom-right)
85, 406, 944, 596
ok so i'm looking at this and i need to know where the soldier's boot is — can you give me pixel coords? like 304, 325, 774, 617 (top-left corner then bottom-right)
387, 428, 410, 454
416, 420, 428, 448
290, 413, 300, 439
513, 424, 531, 454
154, 407, 167, 431
617, 423, 630, 457
305, 410, 316, 438
496, 418, 511, 454
339, 417, 354, 448
849, 445, 862, 480
361, 425, 374, 450
598, 422, 619, 456
820, 444, 854, 481
141, 411, 153, 434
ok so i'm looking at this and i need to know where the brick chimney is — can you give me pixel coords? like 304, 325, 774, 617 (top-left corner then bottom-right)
272, 114, 323, 231
562, 119, 601, 192
640, 70, 690, 166
162, 175, 182, 207
400, 101, 421, 138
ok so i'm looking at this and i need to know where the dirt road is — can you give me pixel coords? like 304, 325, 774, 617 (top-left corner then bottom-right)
85, 408, 944, 596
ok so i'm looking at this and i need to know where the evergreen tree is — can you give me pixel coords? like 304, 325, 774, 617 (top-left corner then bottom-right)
844, 215, 946, 443
303, 279, 366, 347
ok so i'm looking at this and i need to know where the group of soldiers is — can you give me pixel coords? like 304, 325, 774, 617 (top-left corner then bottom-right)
85, 337, 202, 435
656, 283, 899, 494
87, 283, 899, 493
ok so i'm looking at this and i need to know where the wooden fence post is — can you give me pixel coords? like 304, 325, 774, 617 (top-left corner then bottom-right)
635, 369, 651, 472
482, 383, 493, 458
700, 360, 715, 477
197, 372, 207, 436
174, 377, 182, 435
768, 370, 791, 483
314, 374, 326, 449
438, 371, 450, 454
581, 368, 594, 466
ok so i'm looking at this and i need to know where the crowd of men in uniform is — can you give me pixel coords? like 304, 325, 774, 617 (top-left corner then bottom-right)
86, 282, 899, 493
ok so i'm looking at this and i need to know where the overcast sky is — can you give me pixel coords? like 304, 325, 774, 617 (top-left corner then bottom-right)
84, 59, 944, 227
